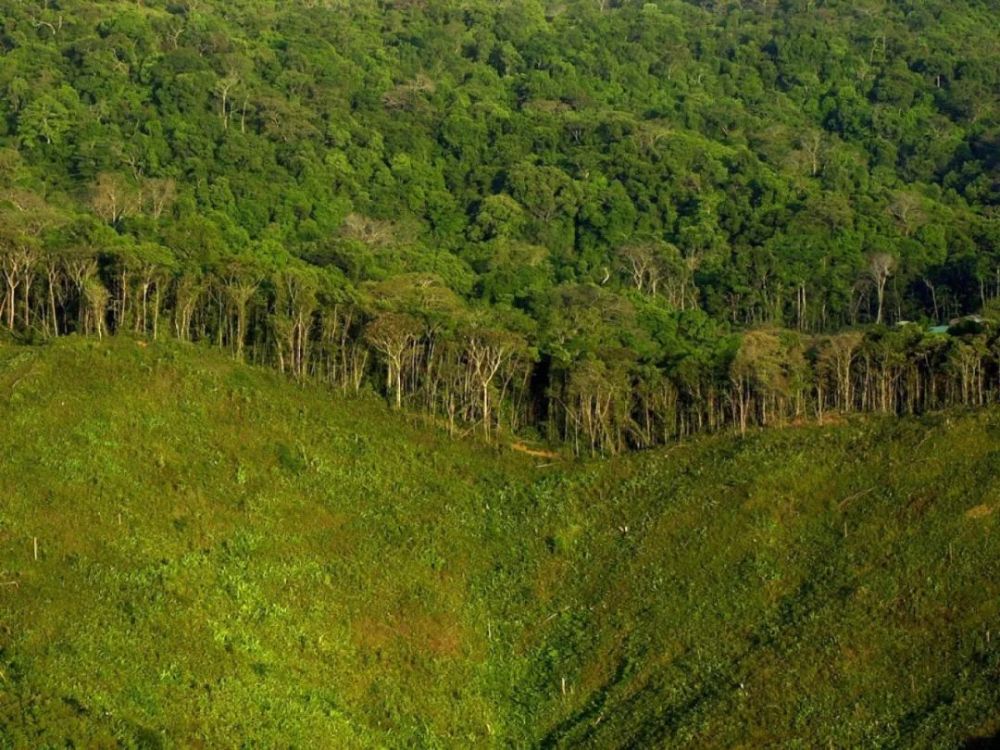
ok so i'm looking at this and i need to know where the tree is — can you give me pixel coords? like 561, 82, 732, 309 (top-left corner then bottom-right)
464, 324, 526, 440
62, 245, 100, 336
143, 178, 178, 221
816, 331, 863, 413
0, 227, 39, 330
617, 242, 659, 295
564, 353, 632, 455
18, 94, 72, 148
219, 254, 265, 359
272, 265, 319, 380
172, 271, 205, 342
365, 312, 422, 409
887, 192, 925, 237
132, 243, 175, 339
214, 72, 241, 131
730, 329, 789, 434
0, 191, 63, 330
90, 173, 140, 225
82, 278, 110, 339
866, 252, 897, 325
615, 241, 688, 304
507, 164, 581, 229
469, 194, 525, 242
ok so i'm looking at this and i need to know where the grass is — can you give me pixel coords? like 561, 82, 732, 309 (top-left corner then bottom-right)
0, 337, 997, 747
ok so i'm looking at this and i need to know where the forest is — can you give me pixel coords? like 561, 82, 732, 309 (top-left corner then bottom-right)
0, 0, 998, 452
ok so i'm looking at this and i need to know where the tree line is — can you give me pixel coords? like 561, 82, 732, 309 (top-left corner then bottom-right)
3, 192, 998, 454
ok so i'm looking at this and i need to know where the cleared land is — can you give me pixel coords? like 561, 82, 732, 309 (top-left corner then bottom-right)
0, 339, 997, 747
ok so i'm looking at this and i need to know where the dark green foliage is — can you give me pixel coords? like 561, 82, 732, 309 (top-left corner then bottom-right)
0, 0, 998, 454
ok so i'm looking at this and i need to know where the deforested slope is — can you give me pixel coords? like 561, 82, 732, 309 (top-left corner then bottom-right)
0, 339, 998, 747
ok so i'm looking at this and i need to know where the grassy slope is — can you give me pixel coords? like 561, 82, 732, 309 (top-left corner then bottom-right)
0, 339, 997, 748
0, 338, 546, 748
527, 417, 1000, 748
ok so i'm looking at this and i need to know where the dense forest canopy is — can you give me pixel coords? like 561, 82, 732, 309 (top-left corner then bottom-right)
0, 0, 998, 450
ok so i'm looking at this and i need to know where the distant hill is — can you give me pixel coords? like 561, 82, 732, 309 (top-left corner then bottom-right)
0, 339, 997, 746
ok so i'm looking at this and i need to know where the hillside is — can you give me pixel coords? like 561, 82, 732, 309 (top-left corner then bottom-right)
0, 0, 999, 455
0, 339, 998, 747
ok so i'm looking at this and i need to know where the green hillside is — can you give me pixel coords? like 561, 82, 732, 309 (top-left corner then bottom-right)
0, 339, 997, 747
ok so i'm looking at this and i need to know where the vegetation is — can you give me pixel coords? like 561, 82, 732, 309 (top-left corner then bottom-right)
1, 2, 999, 745
0, 0, 998, 452
0, 338, 998, 746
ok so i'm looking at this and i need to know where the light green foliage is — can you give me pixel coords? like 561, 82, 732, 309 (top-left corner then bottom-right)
0, 340, 998, 746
